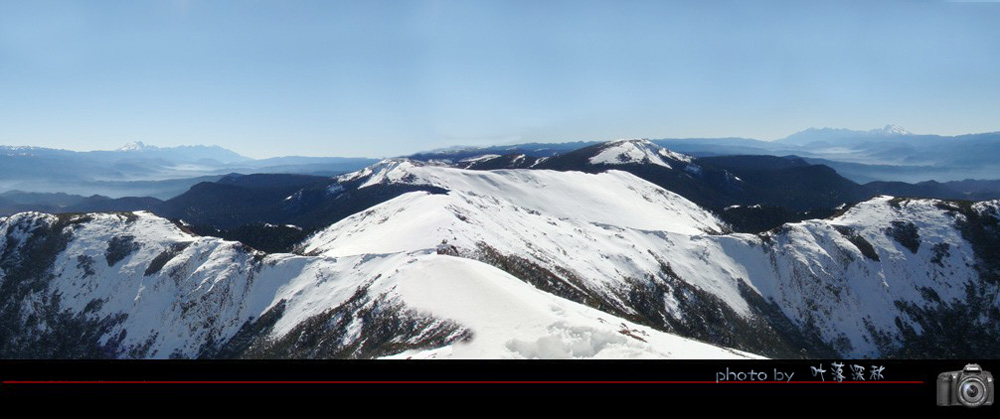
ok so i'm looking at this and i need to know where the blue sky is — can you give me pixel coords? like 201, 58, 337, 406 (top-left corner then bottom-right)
1, 0, 999, 158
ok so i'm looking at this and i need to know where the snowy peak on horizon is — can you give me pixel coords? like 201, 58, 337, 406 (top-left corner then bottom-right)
111, 141, 245, 156
589, 139, 693, 168
100, 141, 251, 165
870, 124, 911, 136
116, 141, 159, 152
781, 125, 913, 144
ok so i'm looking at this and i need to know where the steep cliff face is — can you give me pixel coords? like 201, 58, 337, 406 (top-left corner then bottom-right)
748, 197, 1000, 357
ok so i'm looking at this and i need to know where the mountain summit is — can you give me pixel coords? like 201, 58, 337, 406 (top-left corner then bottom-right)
117, 141, 158, 152
870, 124, 911, 136
588, 139, 693, 168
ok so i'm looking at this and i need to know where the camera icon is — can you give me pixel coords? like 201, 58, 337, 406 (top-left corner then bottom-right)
937, 364, 994, 407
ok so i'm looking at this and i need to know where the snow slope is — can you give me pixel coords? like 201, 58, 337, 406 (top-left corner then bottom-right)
3, 152, 997, 359
305, 161, 1000, 358
740, 197, 986, 356
375, 255, 755, 359
0, 210, 755, 359
321, 161, 724, 240
589, 139, 693, 168
302, 163, 750, 324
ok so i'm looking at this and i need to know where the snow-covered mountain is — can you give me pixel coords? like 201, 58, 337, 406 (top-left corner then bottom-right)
587, 139, 693, 168
0, 210, 756, 359
871, 124, 912, 136
524, 140, 871, 218
407, 128, 1000, 184
116, 141, 158, 152
2, 154, 999, 359
89, 141, 250, 165
300, 161, 1000, 358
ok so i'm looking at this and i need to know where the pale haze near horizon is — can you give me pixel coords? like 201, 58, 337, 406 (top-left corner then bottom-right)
1, 1, 999, 159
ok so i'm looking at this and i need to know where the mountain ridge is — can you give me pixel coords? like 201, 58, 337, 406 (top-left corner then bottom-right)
0, 209, 759, 359
302, 164, 1000, 358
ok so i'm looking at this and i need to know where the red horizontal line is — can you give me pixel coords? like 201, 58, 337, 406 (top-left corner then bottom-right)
2, 380, 924, 385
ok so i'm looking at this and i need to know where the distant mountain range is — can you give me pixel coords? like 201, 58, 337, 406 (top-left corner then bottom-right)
5, 135, 1000, 245
409, 126, 1000, 183
0, 142, 380, 198
401, 139, 1000, 232
778, 124, 913, 146
3, 125, 1000, 200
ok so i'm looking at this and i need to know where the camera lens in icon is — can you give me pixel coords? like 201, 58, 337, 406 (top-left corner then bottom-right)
959, 378, 987, 407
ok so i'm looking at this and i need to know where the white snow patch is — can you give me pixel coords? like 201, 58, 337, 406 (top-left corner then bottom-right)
589, 139, 692, 168
383, 255, 758, 359
459, 154, 501, 163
